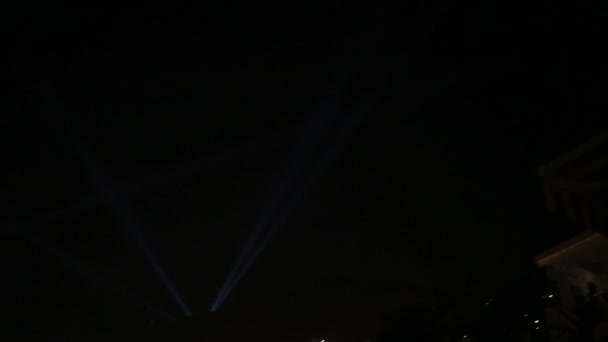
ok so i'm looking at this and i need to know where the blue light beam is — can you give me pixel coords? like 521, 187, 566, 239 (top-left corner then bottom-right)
58, 119, 192, 317
211, 96, 376, 311
212, 57, 370, 307
212, 18, 382, 307
212, 109, 342, 303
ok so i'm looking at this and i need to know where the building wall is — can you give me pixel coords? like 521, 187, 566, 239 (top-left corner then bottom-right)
536, 232, 608, 342
546, 265, 608, 308
537, 130, 608, 341
537, 233, 608, 308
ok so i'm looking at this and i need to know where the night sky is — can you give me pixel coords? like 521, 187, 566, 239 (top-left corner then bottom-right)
4, 3, 608, 340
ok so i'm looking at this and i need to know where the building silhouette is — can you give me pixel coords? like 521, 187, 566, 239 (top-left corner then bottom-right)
536, 129, 608, 342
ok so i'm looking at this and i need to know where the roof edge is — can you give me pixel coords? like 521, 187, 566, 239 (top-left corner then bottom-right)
534, 230, 601, 265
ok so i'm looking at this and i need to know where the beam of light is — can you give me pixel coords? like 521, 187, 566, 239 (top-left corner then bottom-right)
212, 107, 341, 307
212, 19, 382, 308
57, 119, 192, 317
211, 96, 376, 311
212, 99, 357, 307
212, 56, 371, 308
212, 96, 374, 310
25, 235, 177, 321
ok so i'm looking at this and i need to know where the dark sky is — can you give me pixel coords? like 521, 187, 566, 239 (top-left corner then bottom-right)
4, 3, 608, 340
